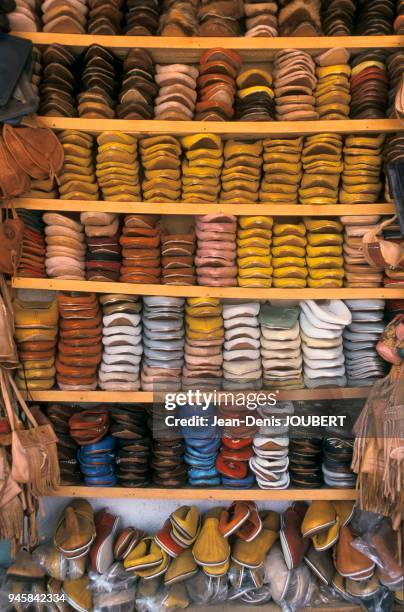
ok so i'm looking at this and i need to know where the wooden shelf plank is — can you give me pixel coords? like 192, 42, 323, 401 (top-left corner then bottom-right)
23, 387, 371, 403
48, 486, 358, 501
13, 198, 396, 217
37, 117, 403, 137
12, 32, 404, 61
12, 277, 404, 299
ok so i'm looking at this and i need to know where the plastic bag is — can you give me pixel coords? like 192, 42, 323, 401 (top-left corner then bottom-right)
136, 577, 165, 612
227, 563, 271, 603
32, 543, 85, 581
264, 543, 313, 611
88, 562, 137, 593
350, 519, 403, 591
185, 570, 228, 605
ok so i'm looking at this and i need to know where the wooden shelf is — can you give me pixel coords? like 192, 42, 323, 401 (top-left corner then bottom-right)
12, 32, 404, 61
23, 387, 371, 403
37, 117, 403, 137
48, 486, 358, 501
12, 277, 404, 299
14, 198, 396, 217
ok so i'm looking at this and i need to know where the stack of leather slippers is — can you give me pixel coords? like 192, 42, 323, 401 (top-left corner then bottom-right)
222, 302, 262, 390
24, 172, 58, 199
17, 210, 47, 279
117, 49, 156, 120
77, 45, 117, 119
322, 433, 355, 488
44, 213, 86, 280
140, 136, 182, 202
181, 404, 221, 487
161, 228, 196, 285
195, 214, 238, 286
305, 218, 344, 289
87, 0, 123, 35
198, 0, 243, 36
54, 499, 96, 561
13, 292, 58, 391
278, 0, 321, 36
321, 0, 355, 36
182, 134, 223, 203
355, 0, 395, 35
259, 304, 303, 390
46, 404, 82, 485
7, 0, 39, 31
124, 0, 160, 35
273, 50, 318, 121
141, 296, 185, 392
98, 294, 142, 391
69, 409, 117, 486
57, 130, 99, 201
150, 432, 188, 488
237, 216, 273, 288
288, 438, 323, 488
220, 139, 262, 204
272, 220, 308, 288
159, 0, 199, 36
216, 406, 256, 489
349, 52, 389, 119
395, 1, 404, 33
56, 292, 102, 391
30, 46, 42, 105
154, 64, 198, 120
235, 66, 275, 121
81, 212, 121, 282
340, 134, 384, 205
195, 49, 241, 121
342, 215, 384, 287
299, 300, 351, 388
183, 298, 224, 390
243, 0, 278, 37
299, 133, 343, 205
41, 0, 87, 33
260, 136, 303, 204
96, 131, 140, 202
38, 44, 76, 117
386, 52, 404, 117
343, 299, 388, 386
250, 401, 293, 490
120, 214, 161, 284
314, 48, 351, 120
110, 405, 151, 487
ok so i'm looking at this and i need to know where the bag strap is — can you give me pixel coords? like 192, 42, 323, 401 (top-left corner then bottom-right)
0, 370, 16, 432
0, 274, 14, 324
6, 373, 38, 428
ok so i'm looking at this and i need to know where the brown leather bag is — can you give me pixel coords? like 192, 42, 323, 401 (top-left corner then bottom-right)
0, 134, 31, 199
0, 447, 24, 546
0, 206, 24, 274
3, 114, 64, 180
362, 216, 404, 269
0, 275, 18, 370
1, 370, 60, 497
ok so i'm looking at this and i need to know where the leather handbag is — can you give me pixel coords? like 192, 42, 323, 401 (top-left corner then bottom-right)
0, 134, 31, 199
0, 205, 24, 274
3, 114, 64, 180
362, 216, 404, 269
0, 370, 60, 497
0, 274, 18, 370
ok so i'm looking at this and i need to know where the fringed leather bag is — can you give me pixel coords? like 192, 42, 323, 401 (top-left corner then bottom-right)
352, 363, 404, 534
1, 370, 60, 497
0, 275, 19, 369
0, 447, 24, 551
0, 206, 24, 275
